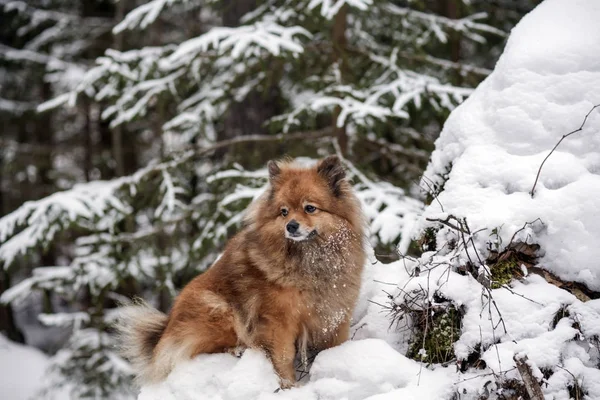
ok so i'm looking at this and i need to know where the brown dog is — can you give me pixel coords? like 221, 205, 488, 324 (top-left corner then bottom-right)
117, 155, 367, 388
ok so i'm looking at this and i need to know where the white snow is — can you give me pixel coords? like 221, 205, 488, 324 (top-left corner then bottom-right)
0, 334, 50, 400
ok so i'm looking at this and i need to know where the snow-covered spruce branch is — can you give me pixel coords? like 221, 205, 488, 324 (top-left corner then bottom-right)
385, 4, 505, 44
0, 97, 37, 115
363, 135, 430, 160
0, 43, 77, 70
113, 0, 194, 34
1, 0, 109, 29
332, 141, 423, 250
0, 267, 73, 305
308, 0, 372, 20
41, 328, 133, 399
0, 180, 132, 269
395, 51, 492, 77
163, 21, 310, 68
38, 46, 173, 114
40, 20, 310, 131
1, 1, 111, 53
277, 57, 473, 132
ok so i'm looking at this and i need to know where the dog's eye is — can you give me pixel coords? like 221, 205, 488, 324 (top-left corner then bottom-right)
304, 205, 316, 213
281, 208, 288, 217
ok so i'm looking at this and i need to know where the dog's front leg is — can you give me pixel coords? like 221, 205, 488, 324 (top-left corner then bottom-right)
257, 322, 297, 389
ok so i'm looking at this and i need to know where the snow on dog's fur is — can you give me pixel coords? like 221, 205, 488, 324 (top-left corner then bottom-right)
115, 156, 367, 388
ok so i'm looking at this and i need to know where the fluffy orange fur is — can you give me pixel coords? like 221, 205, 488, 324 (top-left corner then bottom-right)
116, 155, 367, 388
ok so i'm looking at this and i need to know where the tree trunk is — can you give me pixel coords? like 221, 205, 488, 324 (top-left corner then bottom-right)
111, 0, 126, 177
332, 4, 349, 155
0, 269, 25, 343
83, 100, 93, 182
217, 0, 285, 164
36, 81, 56, 314
0, 148, 25, 343
444, 0, 462, 84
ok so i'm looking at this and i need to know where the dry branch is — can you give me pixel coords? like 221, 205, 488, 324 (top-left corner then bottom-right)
514, 355, 544, 400
530, 104, 600, 197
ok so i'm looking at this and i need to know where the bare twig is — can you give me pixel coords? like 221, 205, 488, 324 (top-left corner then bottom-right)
426, 216, 467, 234
507, 219, 543, 248
453, 367, 516, 384
556, 365, 582, 400
530, 104, 600, 197
500, 285, 542, 305
419, 176, 445, 213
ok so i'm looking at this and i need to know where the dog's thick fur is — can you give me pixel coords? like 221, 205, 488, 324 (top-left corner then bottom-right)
116, 156, 367, 388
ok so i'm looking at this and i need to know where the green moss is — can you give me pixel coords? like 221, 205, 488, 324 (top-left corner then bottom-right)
408, 307, 461, 364
489, 257, 522, 289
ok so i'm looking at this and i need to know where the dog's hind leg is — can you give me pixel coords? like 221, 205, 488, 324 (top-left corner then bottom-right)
146, 291, 239, 383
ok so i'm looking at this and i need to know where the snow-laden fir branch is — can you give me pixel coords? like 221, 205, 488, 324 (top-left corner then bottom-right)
308, 0, 372, 20
0, 97, 37, 115
0, 147, 200, 270
276, 51, 473, 132
39, 19, 310, 132
41, 328, 134, 399
2, 0, 111, 51
113, 0, 190, 34
163, 21, 310, 68
386, 4, 506, 44
37, 0, 502, 143
0, 181, 132, 269
0, 43, 71, 68
0, 267, 73, 305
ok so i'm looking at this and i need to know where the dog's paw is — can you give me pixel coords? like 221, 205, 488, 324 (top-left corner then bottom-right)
226, 345, 247, 358
276, 378, 295, 392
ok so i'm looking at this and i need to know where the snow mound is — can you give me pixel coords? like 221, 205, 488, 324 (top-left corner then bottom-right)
0, 334, 50, 400
421, 0, 600, 289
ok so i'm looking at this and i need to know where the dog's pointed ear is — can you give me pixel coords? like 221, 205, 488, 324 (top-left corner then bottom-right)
317, 155, 346, 196
267, 160, 281, 183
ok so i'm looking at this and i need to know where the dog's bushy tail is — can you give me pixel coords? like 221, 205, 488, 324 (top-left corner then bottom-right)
115, 299, 168, 385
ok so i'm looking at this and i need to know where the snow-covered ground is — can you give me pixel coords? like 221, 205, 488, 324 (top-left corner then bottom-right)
0, 334, 50, 400
138, 0, 600, 399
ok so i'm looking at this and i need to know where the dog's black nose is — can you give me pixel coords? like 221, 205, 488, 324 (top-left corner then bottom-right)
286, 220, 299, 233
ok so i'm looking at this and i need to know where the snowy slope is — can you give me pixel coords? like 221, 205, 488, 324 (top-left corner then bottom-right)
138, 1, 600, 399
0, 334, 50, 400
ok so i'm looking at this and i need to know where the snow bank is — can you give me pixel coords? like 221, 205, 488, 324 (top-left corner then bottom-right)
139, 337, 453, 400
0, 334, 50, 400
421, 0, 600, 289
